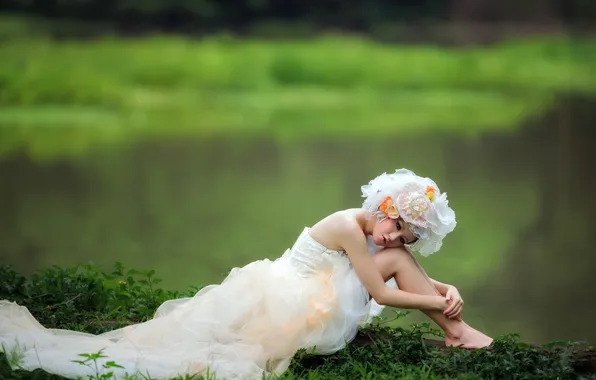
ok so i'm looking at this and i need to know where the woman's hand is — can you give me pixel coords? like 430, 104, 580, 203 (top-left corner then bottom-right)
443, 285, 464, 320
430, 295, 450, 312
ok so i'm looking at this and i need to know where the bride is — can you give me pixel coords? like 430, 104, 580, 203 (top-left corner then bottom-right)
0, 169, 493, 379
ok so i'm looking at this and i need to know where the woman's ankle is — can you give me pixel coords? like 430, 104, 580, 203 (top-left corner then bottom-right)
440, 318, 466, 339
423, 310, 465, 339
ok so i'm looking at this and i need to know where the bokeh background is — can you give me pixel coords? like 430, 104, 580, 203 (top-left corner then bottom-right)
0, 1, 594, 345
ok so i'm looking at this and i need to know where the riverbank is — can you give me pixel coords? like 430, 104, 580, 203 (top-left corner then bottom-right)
1, 34, 594, 161
0, 36, 593, 129
1, 263, 594, 379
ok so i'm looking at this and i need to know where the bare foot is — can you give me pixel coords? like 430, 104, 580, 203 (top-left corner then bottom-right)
445, 324, 493, 349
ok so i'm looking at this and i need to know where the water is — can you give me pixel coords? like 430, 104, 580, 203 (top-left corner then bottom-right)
0, 95, 594, 345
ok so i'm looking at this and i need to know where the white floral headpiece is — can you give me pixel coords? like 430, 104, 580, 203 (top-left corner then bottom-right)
361, 169, 456, 256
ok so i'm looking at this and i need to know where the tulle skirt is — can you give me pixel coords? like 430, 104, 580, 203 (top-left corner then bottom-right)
0, 247, 372, 379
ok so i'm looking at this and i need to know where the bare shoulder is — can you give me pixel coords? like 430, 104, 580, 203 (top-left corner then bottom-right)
309, 209, 366, 251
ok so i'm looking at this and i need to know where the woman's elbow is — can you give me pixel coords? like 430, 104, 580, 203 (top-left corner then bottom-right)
370, 288, 390, 306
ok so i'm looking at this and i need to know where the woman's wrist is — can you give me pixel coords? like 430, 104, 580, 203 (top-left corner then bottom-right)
431, 295, 448, 311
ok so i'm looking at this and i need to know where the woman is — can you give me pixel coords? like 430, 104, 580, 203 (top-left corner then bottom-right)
0, 169, 492, 380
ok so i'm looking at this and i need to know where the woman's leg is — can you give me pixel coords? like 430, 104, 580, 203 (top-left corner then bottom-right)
372, 248, 492, 348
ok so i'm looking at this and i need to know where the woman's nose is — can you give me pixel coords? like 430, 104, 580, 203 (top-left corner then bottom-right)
389, 231, 402, 241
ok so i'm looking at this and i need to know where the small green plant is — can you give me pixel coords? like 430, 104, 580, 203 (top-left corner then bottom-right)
1, 341, 25, 370
72, 349, 125, 380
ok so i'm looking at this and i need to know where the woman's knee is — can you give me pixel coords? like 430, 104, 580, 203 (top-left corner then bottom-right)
380, 247, 414, 263
373, 248, 413, 278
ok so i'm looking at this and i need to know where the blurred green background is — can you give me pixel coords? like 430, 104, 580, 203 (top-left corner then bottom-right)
0, 0, 595, 346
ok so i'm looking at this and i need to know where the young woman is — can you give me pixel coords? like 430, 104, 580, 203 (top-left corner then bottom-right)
0, 169, 492, 380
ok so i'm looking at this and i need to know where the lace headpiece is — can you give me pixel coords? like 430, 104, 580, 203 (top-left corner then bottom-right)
361, 169, 456, 256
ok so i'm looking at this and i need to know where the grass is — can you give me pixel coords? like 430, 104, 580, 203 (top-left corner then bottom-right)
0, 263, 594, 379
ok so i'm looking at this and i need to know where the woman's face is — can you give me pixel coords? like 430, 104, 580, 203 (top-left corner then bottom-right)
372, 217, 416, 248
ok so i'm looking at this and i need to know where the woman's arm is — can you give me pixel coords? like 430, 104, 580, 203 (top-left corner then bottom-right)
340, 223, 447, 311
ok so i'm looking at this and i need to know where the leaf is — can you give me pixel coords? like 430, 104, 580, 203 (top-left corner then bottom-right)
105, 361, 125, 369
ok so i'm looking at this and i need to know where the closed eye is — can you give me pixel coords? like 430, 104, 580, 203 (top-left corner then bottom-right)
397, 219, 411, 244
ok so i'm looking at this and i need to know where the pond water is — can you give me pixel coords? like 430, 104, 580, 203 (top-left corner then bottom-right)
0, 95, 594, 345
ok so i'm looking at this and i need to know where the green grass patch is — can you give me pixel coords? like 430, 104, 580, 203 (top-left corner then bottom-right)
0, 264, 593, 379
1, 35, 593, 96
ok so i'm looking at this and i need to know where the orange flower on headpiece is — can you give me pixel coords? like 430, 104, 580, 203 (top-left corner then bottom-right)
425, 186, 436, 201
379, 196, 399, 219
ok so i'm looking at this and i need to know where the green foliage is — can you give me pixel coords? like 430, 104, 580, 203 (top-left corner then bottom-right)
0, 35, 593, 106
0, 34, 594, 155
0, 265, 593, 380
283, 319, 588, 380
0, 263, 197, 333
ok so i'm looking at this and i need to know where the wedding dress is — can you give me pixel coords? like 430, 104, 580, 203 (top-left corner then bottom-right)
0, 228, 394, 379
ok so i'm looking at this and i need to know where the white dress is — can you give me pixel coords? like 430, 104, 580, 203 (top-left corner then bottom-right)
0, 228, 394, 380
